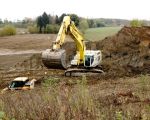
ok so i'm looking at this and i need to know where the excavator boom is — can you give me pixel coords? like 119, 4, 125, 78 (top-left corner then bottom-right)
42, 16, 85, 69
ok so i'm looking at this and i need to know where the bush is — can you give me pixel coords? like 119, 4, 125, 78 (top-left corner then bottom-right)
130, 19, 142, 27
42, 77, 60, 87
28, 25, 38, 34
79, 19, 89, 34
46, 24, 59, 34
0, 25, 16, 36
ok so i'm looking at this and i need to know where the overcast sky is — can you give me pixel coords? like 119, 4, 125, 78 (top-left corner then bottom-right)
0, 0, 150, 21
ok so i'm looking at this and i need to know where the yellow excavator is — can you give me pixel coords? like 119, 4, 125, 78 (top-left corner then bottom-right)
42, 16, 103, 76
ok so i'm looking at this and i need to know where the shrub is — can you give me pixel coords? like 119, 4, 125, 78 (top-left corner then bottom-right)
79, 19, 89, 34
0, 25, 16, 36
46, 24, 59, 34
130, 19, 142, 27
28, 25, 38, 34
139, 74, 150, 92
42, 77, 60, 87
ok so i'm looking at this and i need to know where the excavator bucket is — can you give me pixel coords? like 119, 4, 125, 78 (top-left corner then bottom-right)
42, 49, 69, 69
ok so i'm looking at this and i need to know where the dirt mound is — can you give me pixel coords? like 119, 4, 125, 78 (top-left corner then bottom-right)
96, 26, 150, 76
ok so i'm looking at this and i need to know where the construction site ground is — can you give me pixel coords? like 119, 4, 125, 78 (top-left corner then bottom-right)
0, 27, 150, 119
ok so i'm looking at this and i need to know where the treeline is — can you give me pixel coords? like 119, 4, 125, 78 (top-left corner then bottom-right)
31, 12, 130, 34
35, 13, 80, 33
1, 12, 150, 36
28, 12, 93, 34
0, 12, 131, 34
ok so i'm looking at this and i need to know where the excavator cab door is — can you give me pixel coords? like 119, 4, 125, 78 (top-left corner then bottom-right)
84, 55, 94, 67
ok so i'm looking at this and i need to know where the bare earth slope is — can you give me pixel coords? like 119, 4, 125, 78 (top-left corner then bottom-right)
96, 26, 150, 76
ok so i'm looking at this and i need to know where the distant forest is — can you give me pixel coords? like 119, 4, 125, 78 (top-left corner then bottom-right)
0, 12, 150, 33
0, 12, 130, 28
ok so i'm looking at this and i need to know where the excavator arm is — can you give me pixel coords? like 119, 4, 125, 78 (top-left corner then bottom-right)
68, 21, 85, 64
42, 16, 85, 69
52, 16, 71, 50
52, 16, 85, 64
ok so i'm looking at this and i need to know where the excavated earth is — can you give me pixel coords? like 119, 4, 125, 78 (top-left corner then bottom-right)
96, 26, 150, 77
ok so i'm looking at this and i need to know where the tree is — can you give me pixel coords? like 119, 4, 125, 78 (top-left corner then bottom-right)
46, 24, 59, 33
42, 12, 50, 29
79, 19, 89, 34
37, 12, 51, 33
69, 14, 79, 26
48, 14, 53, 24
57, 13, 79, 26
37, 16, 43, 33
130, 19, 141, 27
4, 19, 9, 24
55, 15, 59, 24
96, 21, 105, 27
88, 19, 94, 28
58, 13, 67, 24
0, 19, 3, 24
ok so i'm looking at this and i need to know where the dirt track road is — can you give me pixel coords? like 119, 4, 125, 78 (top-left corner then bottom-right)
0, 49, 42, 56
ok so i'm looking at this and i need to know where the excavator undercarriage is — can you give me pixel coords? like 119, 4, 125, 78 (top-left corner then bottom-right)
65, 67, 104, 77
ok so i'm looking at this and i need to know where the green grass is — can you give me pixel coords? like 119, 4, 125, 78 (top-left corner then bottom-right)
84, 27, 122, 41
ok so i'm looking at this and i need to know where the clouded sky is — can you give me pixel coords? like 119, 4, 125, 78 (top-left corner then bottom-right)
0, 0, 150, 21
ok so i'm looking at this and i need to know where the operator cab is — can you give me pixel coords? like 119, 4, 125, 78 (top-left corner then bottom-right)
84, 50, 102, 68
84, 55, 94, 67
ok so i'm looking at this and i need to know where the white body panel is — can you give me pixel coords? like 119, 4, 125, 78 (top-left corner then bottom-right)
71, 50, 102, 68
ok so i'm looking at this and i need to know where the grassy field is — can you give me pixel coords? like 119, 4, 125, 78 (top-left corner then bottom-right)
0, 26, 121, 40
84, 27, 122, 41
0, 75, 150, 120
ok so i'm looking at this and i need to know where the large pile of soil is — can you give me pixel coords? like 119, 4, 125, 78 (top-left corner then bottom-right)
96, 26, 150, 76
